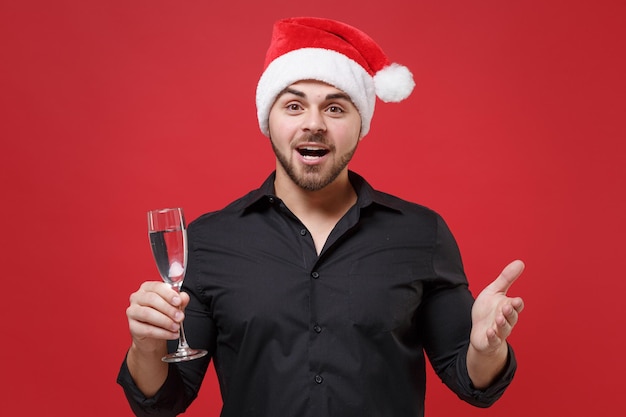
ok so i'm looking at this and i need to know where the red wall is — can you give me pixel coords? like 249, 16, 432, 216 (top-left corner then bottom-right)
2, 1, 625, 415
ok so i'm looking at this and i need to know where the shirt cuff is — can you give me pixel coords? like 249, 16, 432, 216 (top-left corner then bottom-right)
454, 343, 518, 407
116, 354, 186, 416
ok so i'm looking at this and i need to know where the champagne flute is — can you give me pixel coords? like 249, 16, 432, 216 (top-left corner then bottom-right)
147, 207, 208, 362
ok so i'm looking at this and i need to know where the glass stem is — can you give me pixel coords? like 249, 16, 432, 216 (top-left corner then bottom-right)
172, 285, 191, 351
177, 313, 191, 350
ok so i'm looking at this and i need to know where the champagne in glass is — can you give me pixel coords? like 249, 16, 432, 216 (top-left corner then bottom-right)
147, 207, 208, 362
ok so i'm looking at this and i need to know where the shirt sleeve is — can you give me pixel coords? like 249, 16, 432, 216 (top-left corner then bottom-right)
116, 358, 189, 417
418, 214, 517, 407
116, 311, 216, 416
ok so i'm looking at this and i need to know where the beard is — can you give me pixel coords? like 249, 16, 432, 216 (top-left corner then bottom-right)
271, 133, 358, 192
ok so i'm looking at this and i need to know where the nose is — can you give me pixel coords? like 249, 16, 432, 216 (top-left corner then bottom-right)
302, 109, 326, 133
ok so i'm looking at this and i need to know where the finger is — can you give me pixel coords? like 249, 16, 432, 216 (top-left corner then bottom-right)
511, 296, 525, 314
129, 289, 185, 325
128, 314, 181, 341
489, 260, 525, 294
486, 327, 503, 347
492, 316, 512, 341
127, 301, 183, 333
178, 291, 190, 309
139, 281, 182, 306
501, 303, 519, 327
494, 301, 523, 339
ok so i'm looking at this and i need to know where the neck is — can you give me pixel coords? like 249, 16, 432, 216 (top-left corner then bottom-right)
274, 169, 356, 218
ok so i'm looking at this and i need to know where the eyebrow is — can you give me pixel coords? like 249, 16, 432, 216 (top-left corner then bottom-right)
279, 87, 352, 102
326, 92, 352, 102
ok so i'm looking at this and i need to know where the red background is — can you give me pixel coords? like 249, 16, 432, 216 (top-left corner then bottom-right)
2, 0, 625, 415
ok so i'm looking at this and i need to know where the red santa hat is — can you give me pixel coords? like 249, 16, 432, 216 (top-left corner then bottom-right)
256, 17, 415, 138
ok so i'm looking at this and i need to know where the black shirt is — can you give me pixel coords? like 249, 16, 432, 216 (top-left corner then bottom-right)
117, 171, 516, 417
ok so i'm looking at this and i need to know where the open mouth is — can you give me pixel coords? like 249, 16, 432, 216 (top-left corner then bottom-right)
297, 146, 329, 159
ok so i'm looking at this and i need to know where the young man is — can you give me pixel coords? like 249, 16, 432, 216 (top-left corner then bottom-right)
118, 17, 525, 417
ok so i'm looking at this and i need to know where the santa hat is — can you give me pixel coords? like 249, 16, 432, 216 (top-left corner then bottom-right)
256, 17, 415, 137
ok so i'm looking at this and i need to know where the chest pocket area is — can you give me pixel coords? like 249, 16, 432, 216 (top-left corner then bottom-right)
348, 261, 425, 334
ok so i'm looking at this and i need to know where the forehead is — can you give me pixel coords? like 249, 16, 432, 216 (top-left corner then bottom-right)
280, 80, 353, 101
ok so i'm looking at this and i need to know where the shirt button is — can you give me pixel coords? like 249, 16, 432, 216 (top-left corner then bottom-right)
314, 375, 323, 384
311, 271, 319, 279
268, 197, 275, 204
300, 228, 307, 236
313, 324, 322, 333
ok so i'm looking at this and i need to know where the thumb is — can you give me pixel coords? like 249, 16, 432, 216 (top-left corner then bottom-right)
488, 259, 525, 294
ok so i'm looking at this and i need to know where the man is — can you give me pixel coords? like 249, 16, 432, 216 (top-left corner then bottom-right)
118, 17, 525, 417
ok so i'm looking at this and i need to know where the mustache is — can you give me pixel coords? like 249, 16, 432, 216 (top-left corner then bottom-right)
293, 132, 327, 146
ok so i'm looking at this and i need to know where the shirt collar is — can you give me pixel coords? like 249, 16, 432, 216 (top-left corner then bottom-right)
241, 171, 405, 214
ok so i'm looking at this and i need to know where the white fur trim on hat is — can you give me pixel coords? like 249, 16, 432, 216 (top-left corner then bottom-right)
256, 48, 376, 138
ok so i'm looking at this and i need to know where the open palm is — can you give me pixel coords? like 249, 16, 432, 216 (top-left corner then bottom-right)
470, 260, 525, 354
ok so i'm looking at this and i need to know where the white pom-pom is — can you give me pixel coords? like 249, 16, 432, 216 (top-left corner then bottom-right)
373, 63, 415, 102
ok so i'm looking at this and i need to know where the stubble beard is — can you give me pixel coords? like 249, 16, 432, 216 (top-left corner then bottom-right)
271, 133, 358, 192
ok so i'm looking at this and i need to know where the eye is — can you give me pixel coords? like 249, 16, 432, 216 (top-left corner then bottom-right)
326, 105, 344, 113
286, 102, 303, 111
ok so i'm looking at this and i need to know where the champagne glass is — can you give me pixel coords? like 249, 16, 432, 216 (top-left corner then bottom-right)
147, 207, 208, 362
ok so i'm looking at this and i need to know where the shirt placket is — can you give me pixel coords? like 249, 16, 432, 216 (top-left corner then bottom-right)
276, 201, 326, 414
